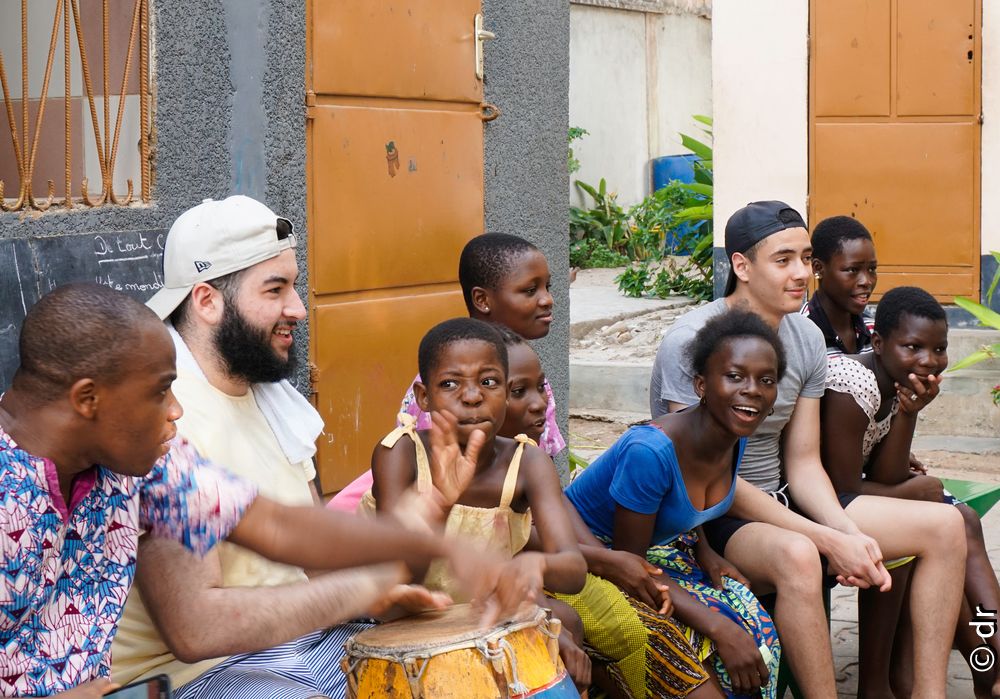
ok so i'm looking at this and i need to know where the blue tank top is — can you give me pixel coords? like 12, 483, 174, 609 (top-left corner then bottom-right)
566, 424, 744, 545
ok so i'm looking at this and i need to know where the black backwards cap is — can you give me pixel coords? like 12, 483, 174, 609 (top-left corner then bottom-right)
723, 201, 807, 295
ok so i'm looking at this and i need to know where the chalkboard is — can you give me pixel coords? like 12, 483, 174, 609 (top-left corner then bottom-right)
0, 228, 168, 389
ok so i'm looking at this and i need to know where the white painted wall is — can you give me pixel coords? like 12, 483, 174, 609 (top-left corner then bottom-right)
982, 0, 1000, 254
569, 4, 712, 207
711, 0, 808, 248
649, 13, 713, 157
570, 5, 649, 207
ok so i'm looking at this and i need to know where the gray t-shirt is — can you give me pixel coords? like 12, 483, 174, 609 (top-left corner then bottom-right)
649, 298, 827, 491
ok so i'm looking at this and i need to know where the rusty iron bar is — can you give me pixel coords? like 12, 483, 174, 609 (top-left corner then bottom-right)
64, 0, 71, 208
0, 0, 152, 211
139, 0, 149, 202
107, 0, 143, 206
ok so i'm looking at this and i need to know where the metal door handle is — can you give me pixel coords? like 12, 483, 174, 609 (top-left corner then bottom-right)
475, 13, 495, 81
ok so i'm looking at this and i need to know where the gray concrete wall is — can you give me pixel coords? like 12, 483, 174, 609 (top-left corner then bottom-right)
483, 0, 571, 477
0, 0, 310, 391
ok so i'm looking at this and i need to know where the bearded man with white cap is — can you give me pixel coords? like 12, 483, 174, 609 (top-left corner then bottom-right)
111, 196, 450, 699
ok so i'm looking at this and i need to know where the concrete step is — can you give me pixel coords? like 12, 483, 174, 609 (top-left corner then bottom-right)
569, 328, 1000, 439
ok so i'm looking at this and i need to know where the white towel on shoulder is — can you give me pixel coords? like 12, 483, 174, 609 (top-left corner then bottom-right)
167, 324, 325, 464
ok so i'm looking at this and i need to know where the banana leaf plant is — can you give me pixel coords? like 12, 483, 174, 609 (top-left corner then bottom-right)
949, 251, 1000, 373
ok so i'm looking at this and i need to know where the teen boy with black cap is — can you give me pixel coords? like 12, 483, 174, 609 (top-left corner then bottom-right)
648, 201, 967, 698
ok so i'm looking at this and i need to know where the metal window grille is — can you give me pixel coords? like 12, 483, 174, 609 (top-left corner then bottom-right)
0, 0, 152, 212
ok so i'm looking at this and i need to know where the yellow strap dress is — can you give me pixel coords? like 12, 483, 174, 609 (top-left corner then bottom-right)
359, 414, 533, 599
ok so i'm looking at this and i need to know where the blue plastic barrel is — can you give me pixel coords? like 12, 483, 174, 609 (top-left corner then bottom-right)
650, 153, 699, 189
649, 154, 700, 253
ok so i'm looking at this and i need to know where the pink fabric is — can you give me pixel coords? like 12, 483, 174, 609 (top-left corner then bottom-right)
326, 470, 372, 513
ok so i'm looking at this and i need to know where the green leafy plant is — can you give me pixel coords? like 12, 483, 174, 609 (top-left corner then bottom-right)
570, 178, 630, 255
949, 252, 1000, 379
644, 116, 715, 300
570, 238, 630, 269
568, 114, 715, 292
615, 263, 652, 298
568, 126, 589, 175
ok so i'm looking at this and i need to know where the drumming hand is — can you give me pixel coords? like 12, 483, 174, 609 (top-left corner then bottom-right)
369, 584, 452, 619
429, 410, 485, 505
481, 553, 546, 627
714, 621, 769, 696
599, 549, 672, 615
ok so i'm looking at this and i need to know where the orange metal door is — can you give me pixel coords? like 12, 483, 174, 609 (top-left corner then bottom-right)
307, 1, 487, 492
810, 0, 981, 301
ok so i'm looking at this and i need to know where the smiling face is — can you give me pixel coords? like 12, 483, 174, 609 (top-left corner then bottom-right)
215, 249, 306, 382
734, 228, 812, 317
815, 237, 878, 316
694, 336, 780, 438
480, 250, 553, 340
417, 339, 509, 444
873, 313, 949, 389
500, 343, 548, 442
92, 321, 183, 475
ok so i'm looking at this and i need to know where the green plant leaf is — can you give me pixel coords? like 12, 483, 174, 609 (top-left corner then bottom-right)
693, 115, 713, 126
954, 296, 1000, 331
679, 182, 713, 197
680, 134, 712, 160
575, 180, 599, 200
987, 250, 1000, 304
948, 346, 999, 371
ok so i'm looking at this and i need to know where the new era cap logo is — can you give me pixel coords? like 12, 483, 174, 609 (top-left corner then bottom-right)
194, 260, 212, 273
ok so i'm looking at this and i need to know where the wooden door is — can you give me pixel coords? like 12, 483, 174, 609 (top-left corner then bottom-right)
306, 1, 489, 492
810, 0, 981, 301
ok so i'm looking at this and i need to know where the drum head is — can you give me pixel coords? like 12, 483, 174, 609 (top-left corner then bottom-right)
347, 603, 540, 655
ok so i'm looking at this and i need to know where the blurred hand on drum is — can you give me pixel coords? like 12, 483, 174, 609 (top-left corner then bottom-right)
428, 410, 484, 505
479, 552, 547, 625
368, 583, 453, 620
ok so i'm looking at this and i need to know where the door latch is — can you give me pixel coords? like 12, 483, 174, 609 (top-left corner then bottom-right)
475, 14, 495, 81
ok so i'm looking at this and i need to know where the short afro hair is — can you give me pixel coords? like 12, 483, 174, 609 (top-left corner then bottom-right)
14, 283, 161, 401
811, 216, 873, 263
494, 325, 527, 348
418, 317, 509, 381
458, 234, 541, 313
874, 287, 946, 339
687, 309, 787, 380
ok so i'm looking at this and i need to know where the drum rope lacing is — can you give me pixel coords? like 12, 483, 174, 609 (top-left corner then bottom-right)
479, 637, 529, 695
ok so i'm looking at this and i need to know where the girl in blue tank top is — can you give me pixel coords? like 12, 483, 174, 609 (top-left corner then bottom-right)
566, 310, 786, 699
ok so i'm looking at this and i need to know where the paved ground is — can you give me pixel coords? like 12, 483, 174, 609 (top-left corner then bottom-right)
568, 417, 1000, 698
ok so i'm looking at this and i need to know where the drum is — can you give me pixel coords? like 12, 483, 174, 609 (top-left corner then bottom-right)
341, 604, 579, 698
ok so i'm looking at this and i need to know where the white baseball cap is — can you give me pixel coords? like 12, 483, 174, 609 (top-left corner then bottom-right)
146, 195, 296, 320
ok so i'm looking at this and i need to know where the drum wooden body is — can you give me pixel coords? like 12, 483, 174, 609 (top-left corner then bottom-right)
341, 604, 578, 698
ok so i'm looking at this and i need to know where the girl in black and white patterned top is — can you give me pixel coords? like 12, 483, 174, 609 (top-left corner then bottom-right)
821, 286, 1000, 697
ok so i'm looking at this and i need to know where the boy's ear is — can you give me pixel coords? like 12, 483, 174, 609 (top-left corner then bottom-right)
731, 252, 752, 285
871, 331, 883, 356
470, 287, 492, 316
68, 378, 100, 419
811, 257, 825, 278
414, 381, 431, 412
